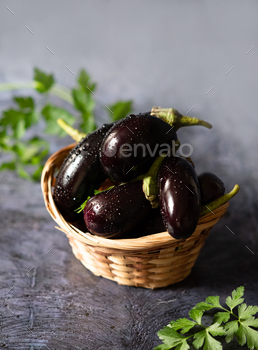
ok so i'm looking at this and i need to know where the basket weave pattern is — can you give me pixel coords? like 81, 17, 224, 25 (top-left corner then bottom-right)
41, 144, 228, 289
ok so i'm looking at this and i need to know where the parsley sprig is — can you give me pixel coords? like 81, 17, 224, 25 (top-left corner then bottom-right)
155, 286, 258, 350
75, 186, 115, 213
0, 68, 132, 180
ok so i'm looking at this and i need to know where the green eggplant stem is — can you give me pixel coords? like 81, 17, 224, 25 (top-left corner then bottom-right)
57, 119, 86, 142
150, 107, 212, 131
200, 184, 240, 217
142, 155, 167, 208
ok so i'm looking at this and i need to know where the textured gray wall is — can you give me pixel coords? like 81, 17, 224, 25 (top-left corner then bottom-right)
1, 0, 258, 170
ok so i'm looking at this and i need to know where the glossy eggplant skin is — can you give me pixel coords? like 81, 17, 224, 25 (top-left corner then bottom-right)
158, 157, 201, 240
84, 181, 152, 238
129, 208, 166, 238
100, 113, 177, 182
198, 172, 225, 205
53, 123, 114, 223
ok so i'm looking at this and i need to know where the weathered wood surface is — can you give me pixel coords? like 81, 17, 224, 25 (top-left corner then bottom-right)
0, 169, 257, 349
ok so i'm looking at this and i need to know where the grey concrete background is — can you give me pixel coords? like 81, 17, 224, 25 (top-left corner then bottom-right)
1, 0, 258, 183
0, 1, 258, 349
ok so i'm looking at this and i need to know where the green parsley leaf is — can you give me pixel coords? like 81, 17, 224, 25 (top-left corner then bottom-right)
154, 326, 189, 350
189, 308, 204, 325
72, 89, 95, 113
107, 100, 133, 121
193, 328, 223, 350
226, 286, 245, 311
224, 320, 239, 343
25, 137, 49, 161
194, 296, 222, 313
13, 97, 38, 129
194, 302, 214, 312
18, 138, 48, 163
75, 196, 91, 213
34, 67, 54, 93
94, 186, 115, 195
77, 69, 97, 94
169, 319, 196, 334
0, 95, 38, 140
76, 186, 116, 213
71, 81, 96, 133
238, 303, 258, 320
80, 111, 96, 134
242, 318, 258, 328
0, 66, 134, 181
192, 330, 206, 349
207, 323, 225, 337
203, 332, 222, 350
213, 311, 230, 325
16, 163, 31, 180
192, 324, 225, 349
1, 110, 26, 139
0, 162, 16, 171
174, 342, 190, 350
15, 118, 26, 139
0, 135, 49, 181
14, 96, 34, 110
236, 323, 247, 346
32, 164, 44, 181
155, 286, 258, 350
235, 322, 258, 349
41, 105, 75, 137
205, 296, 222, 308
0, 129, 6, 139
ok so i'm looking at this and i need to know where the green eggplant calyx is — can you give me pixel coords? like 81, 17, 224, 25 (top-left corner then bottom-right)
57, 118, 86, 142
142, 155, 167, 208
200, 184, 240, 217
150, 107, 212, 131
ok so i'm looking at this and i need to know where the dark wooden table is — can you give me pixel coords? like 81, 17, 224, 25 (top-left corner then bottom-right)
0, 153, 257, 350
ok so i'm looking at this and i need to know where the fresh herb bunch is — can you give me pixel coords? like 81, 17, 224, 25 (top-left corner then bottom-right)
155, 286, 258, 350
0, 68, 132, 181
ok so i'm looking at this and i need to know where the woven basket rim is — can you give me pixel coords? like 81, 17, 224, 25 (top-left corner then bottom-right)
41, 143, 229, 251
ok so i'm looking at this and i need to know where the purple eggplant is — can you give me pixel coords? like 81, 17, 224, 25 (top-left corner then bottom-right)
100, 113, 177, 182
84, 181, 152, 238
198, 172, 225, 205
158, 157, 201, 239
53, 123, 114, 224
129, 208, 166, 238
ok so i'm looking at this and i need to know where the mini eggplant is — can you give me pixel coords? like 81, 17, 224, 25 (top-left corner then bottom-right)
84, 181, 152, 238
158, 157, 201, 239
130, 208, 166, 238
198, 172, 225, 205
100, 113, 178, 182
53, 123, 114, 224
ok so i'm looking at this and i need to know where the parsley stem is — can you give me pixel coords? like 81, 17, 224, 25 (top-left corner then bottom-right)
51, 84, 73, 104
219, 306, 238, 319
0, 81, 73, 105
0, 81, 36, 91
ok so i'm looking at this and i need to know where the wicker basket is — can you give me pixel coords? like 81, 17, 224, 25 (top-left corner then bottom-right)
41, 144, 229, 289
